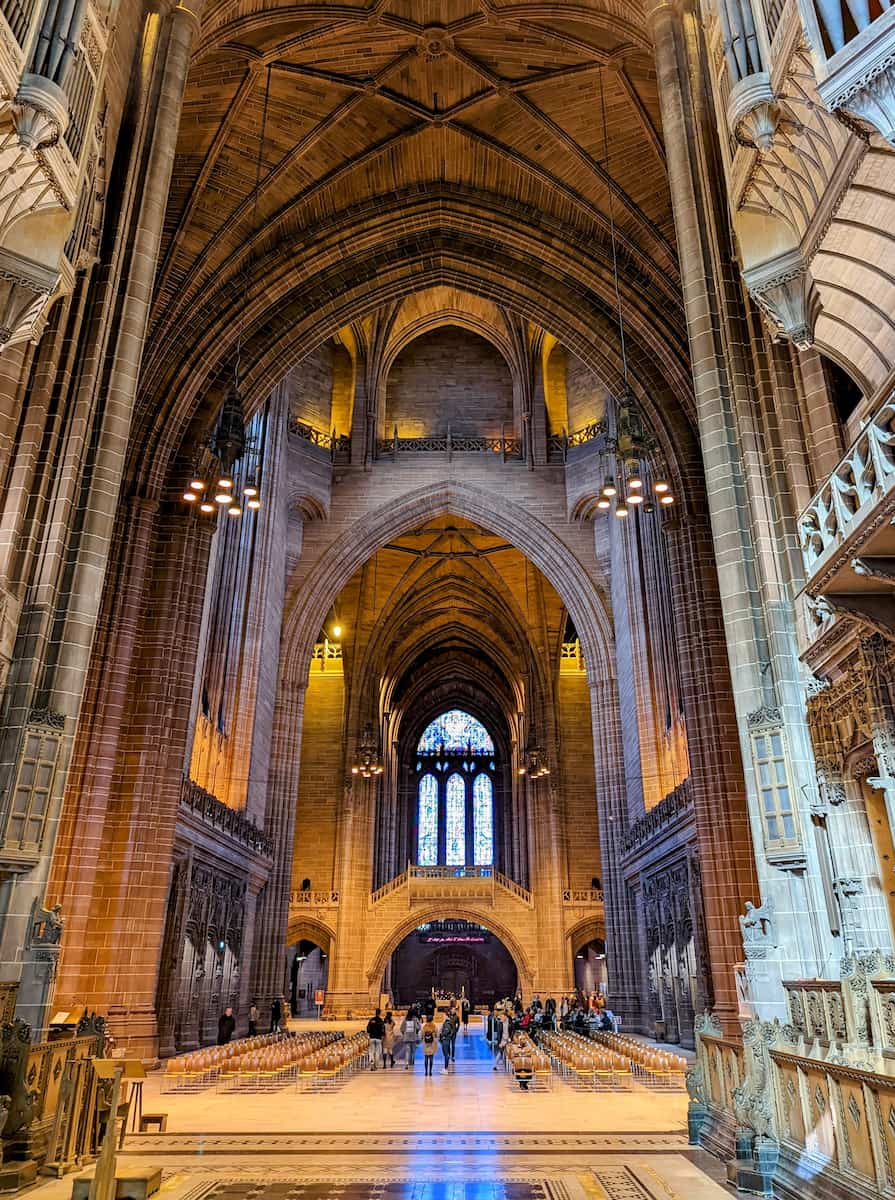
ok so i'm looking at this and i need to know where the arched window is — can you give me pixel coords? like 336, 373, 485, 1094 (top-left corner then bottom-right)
414, 709, 495, 868
473, 774, 493, 865
418, 774, 438, 866
417, 709, 494, 754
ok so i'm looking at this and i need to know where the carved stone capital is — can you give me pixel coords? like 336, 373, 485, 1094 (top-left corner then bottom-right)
819, 16, 895, 146
727, 72, 780, 151
12, 74, 68, 150
744, 249, 822, 350
0, 248, 59, 351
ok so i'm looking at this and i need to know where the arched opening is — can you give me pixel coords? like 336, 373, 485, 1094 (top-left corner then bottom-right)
574, 938, 608, 997
384, 920, 519, 1009
289, 939, 329, 1017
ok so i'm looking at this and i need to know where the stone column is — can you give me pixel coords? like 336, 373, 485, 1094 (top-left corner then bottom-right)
0, 0, 206, 1032
646, 0, 835, 1023
251, 674, 307, 1009
589, 676, 642, 1027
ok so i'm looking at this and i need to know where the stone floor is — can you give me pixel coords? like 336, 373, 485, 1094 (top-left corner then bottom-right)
25, 1025, 732, 1200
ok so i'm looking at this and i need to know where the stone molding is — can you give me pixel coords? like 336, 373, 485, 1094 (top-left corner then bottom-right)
743, 247, 821, 349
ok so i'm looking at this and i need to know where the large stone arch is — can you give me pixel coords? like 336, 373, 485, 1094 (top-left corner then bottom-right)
285, 914, 337, 956
567, 916, 607, 958
280, 478, 614, 691
133, 192, 695, 496
366, 905, 535, 997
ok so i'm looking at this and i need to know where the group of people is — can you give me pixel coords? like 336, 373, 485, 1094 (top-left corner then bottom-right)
366, 997, 471, 1076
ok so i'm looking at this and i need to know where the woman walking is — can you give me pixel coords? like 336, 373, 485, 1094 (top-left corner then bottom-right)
401, 1008, 421, 1070
383, 1011, 398, 1068
421, 1013, 438, 1077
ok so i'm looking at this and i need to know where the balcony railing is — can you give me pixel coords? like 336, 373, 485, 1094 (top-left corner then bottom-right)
797, 393, 895, 575
288, 417, 351, 460
289, 889, 339, 907
376, 428, 523, 460
562, 888, 605, 904
370, 865, 532, 906
810, 0, 891, 56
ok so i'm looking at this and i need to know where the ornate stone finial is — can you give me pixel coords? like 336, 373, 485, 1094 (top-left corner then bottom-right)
739, 899, 776, 959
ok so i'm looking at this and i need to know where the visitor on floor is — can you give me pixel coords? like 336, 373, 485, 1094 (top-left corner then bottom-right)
493, 1010, 509, 1070
217, 1006, 236, 1045
248, 999, 259, 1035
271, 996, 282, 1033
461, 996, 470, 1034
383, 1010, 398, 1067
422, 1014, 438, 1076
439, 1014, 455, 1072
401, 1008, 421, 1070
367, 1007, 385, 1069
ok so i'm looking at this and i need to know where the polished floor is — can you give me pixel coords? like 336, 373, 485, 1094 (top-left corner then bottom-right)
27, 1024, 732, 1200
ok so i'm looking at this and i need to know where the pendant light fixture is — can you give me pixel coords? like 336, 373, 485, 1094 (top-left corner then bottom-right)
596, 70, 674, 518
352, 722, 383, 778
184, 68, 271, 519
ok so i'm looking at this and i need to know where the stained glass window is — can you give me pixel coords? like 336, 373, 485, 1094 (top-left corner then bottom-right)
445, 773, 466, 865
473, 774, 493, 865
417, 774, 438, 866
417, 709, 494, 754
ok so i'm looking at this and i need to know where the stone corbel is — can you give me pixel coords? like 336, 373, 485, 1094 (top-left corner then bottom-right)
744, 249, 822, 350
0, 248, 59, 350
12, 73, 69, 150
727, 72, 780, 151
818, 13, 895, 147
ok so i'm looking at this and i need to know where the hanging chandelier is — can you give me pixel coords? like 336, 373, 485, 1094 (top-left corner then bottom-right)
183, 69, 272, 522
518, 744, 550, 780
352, 722, 383, 778
595, 71, 675, 521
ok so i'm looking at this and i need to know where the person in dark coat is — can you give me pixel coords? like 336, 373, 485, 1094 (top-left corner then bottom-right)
271, 996, 282, 1032
217, 1006, 236, 1045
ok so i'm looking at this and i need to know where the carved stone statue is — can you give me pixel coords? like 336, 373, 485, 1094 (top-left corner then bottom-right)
31, 902, 63, 946
739, 899, 776, 959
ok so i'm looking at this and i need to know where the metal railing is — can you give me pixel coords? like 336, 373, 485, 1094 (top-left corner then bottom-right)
376, 426, 523, 460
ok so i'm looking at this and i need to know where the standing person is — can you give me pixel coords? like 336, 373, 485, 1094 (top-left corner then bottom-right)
367, 1008, 385, 1070
421, 1013, 438, 1076
248, 999, 259, 1035
450, 1008, 460, 1063
217, 1006, 236, 1045
461, 996, 471, 1035
383, 1011, 398, 1068
271, 996, 282, 1034
439, 1014, 454, 1074
493, 1009, 509, 1071
401, 1008, 421, 1070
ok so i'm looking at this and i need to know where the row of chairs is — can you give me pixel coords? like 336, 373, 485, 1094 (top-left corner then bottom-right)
593, 1031, 687, 1088
503, 1032, 552, 1090
220, 1032, 371, 1092
540, 1030, 685, 1091
162, 1031, 342, 1092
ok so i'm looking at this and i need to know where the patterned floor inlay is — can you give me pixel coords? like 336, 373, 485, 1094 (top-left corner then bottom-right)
122, 1133, 689, 1157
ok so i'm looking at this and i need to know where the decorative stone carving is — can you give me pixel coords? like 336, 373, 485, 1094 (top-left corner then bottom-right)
743, 249, 822, 350
0, 249, 59, 351
11, 74, 68, 150
739, 899, 777, 960
746, 704, 782, 731
727, 73, 779, 150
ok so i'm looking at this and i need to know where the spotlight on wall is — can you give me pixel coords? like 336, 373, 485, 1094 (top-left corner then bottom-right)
332, 624, 342, 639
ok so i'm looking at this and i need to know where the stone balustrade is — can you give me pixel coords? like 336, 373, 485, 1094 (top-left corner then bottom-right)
289, 889, 339, 907
798, 393, 895, 576
562, 888, 605, 904
369, 865, 533, 907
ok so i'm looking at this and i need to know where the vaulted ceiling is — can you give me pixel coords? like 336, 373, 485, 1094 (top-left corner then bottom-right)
136, 1, 691, 485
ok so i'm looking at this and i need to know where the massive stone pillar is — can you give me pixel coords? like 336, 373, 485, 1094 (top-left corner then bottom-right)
0, 0, 205, 1033
647, 0, 837, 1025
589, 676, 642, 1028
